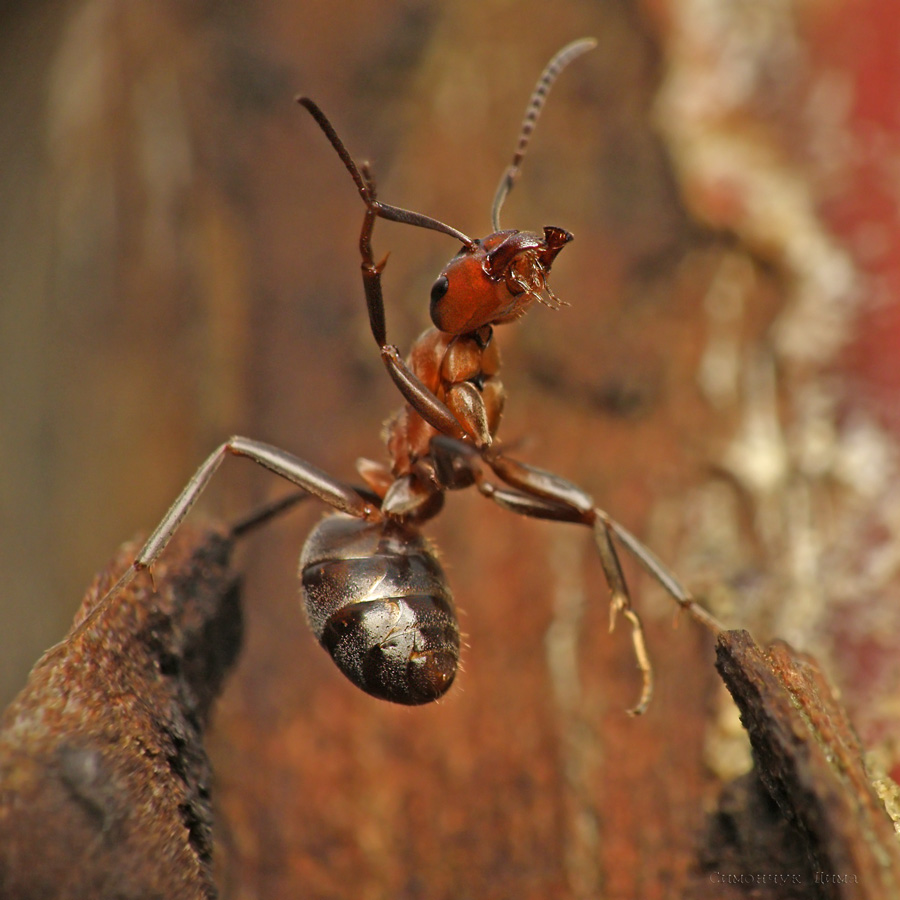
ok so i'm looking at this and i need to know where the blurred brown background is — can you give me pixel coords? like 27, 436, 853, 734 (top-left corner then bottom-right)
3, 0, 900, 897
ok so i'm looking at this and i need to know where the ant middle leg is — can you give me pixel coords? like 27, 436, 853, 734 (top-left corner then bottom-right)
431, 436, 721, 713
478, 447, 719, 622
489, 484, 655, 715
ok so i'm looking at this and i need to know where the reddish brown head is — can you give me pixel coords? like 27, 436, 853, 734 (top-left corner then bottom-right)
300, 39, 593, 341
429, 226, 572, 334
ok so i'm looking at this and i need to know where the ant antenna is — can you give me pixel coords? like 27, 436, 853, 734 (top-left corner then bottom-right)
491, 37, 597, 232
298, 97, 477, 250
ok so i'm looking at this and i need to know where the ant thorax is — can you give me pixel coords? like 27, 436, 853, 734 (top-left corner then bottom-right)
383, 326, 504, 479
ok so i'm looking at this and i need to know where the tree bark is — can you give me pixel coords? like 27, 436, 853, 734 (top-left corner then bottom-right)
0, 524, 241, 900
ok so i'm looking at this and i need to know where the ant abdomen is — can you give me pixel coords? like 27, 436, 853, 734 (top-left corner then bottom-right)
300, 514, 460, 705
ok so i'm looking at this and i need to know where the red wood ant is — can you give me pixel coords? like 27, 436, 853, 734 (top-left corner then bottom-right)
81, 39, 718, 715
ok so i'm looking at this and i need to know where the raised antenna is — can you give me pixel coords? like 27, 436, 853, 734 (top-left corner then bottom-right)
298, 97, 476, 249
490, 38, 597, 231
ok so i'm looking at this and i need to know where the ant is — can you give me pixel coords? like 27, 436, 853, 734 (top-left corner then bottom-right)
80, 38, 719, 715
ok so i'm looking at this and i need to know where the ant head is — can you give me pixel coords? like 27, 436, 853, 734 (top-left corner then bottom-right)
429, 226, 573, 334
426, 37, 594, 335
300, 39, 594, 338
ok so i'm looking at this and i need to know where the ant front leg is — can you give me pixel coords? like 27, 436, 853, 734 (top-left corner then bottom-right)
355, 170, 476, 444
297, 97, 476, 445
74, 436, 380, 637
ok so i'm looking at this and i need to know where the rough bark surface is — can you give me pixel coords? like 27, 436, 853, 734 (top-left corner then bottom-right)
709, 632, 900, 899
2, 1, 900, 898
0, 525, 241, 900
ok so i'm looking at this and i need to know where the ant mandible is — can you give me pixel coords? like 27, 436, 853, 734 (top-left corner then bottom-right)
83, 39, 718, 715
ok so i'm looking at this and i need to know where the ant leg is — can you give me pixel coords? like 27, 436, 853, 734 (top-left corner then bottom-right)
75, 437, 380, 637
478, 478, 655, 715
601, 516, 724, 634
433, 437, 720, 713
591, 514, 654, 715
298, 100, 483, 445
230, 490, 311, 538
138, 437, 377, 568
483, 449, 720, 628
354, 170, 476, 444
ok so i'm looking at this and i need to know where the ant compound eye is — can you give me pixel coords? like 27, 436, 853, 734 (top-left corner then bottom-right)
430, 275, 449, 310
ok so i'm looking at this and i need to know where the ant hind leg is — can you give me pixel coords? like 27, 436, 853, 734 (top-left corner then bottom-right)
72, 436, 380, 640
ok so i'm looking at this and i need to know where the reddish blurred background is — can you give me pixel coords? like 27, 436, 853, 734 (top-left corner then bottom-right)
2, 1, 900, 897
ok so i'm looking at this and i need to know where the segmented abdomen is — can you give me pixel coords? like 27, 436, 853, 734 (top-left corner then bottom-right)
300, 514, 460, 705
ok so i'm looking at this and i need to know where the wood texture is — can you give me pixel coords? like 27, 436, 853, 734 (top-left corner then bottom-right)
0, 524, 241, 900
2, 1, 900, 897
